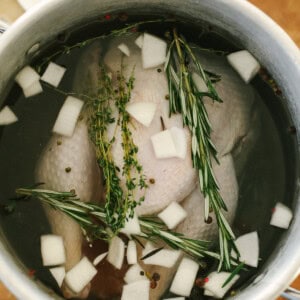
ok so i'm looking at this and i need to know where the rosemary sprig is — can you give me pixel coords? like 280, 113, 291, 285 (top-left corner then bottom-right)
165, 28, 238, 270
37, 19, 162, 71
14, 187, 219, 261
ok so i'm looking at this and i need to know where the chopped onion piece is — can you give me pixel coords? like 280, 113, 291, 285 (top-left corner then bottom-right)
204, 271, 240, 299
158, 201, 187, 229
270, 202, 293, 229
170, 257, 199, 297
0, 106, 18, 125
192, 72, 208, 93
143, 248, 181, 268
93, 252, 108, 266
151, 127, 187, 159
135, 35, 144, 49
233, 231, 259, 267
127, 240, 137, 265
107, 236, 125, 269
204, 289, 215, 296
142, 33, 167, 69
163, 298, 185, 300
170, 127, 187, 159
126, 102, 157, 127
40, 234, 66, 266
118, 43, 131, 57
120, 211, 142, 236
151, 130, 178, 159
41, 62, 66, 87
64, 257, 97, 294
49, 266, 65, 287
124, 264, 147, 283
15, 65, 40, 90
121, 280, 150, 300
227, 50, 260, 83
23, 80, 43, 98
52, 96, 84, 137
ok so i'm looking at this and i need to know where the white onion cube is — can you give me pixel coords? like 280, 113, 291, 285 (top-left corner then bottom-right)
135, 35, 144, 49
227, 50, 260, 83
118, 43, 130, 57
170, 127, 187, 159
143, 248, 181, 268
204, 289, 214, 296
52, 96, 84, 137
127, 240, 137, 265
121, 280, 150, 300
23, 80, 43, 98
107, 236, 125, 269
93, 252, 108, 266
120, 212, 142, 236
270, 202, 293, 229
40, 234, 66, 266
41, 62, 66, 88
124, 264, 147, 283
49, 266, 65, 287
142, 33, 167, 69
234, 231, 259, 267
158, 202, 187, 229
204, 271, 240, 299
0, 106, 18, 125
64, 257, 97, 294
151, 129, 178, 159
192, 72, 208, 92
163, 298, 185, 300
170, 257, 199, 297
15, 66, 40, 90
126, 102, 157, 127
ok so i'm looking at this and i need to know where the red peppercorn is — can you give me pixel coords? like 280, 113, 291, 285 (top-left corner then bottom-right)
150, 280, 157, 289
28, 269, 36, 277
105, 14, 111, 20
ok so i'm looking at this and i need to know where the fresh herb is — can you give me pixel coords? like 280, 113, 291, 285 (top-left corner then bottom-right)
140, 247, 164, 260
14, 187, 220, 261
114, 68, 148, 218
165, 28, 238, 270
222, 262, 245, 288
37, 20, 163, 72
87, 64, 147, 233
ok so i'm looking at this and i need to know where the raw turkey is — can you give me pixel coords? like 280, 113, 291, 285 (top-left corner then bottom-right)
35, 34, 260, 299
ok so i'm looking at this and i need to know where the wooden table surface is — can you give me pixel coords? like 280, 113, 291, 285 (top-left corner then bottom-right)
0, 0, 299, 299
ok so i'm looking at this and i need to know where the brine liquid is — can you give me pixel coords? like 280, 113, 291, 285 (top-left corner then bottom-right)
0, 16, 298, 299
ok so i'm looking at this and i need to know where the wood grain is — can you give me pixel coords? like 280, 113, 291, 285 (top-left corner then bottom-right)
0, 0, 299, 299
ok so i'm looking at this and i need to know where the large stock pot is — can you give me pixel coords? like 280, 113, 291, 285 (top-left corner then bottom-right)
0, 0, 299, 299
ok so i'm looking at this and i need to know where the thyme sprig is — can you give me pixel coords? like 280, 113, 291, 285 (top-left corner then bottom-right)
14, 187, 219, 261
165, 28, 238, 270
87, 65, 147, 233
115, 68, 148, 218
